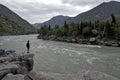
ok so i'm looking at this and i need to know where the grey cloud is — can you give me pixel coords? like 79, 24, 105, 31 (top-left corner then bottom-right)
61, 0, 114, 6
1, 0, 119, 23
1, 1, 80, 23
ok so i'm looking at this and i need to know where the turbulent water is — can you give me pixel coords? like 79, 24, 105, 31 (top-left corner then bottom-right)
0, 34, 120, 78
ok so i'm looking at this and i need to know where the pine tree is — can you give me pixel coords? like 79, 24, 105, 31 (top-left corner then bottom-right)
111, 14, 116, 24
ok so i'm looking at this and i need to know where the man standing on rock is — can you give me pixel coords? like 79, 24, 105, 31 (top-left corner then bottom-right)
26, 40, 30, 53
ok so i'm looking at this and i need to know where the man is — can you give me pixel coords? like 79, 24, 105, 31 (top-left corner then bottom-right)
26, 40, 30, 53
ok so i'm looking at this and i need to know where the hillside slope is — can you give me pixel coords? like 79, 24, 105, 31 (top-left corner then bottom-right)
0, 4, 35, 35
33, 15, 70, 28
34, 1, 120, 29
67, 1, 120, 22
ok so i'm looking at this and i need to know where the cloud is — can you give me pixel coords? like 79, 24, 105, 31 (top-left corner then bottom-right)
0, 0, 118, 23
61, 0, 115, 6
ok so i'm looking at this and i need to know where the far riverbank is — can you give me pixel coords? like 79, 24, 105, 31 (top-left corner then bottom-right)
38, 35, 120, 47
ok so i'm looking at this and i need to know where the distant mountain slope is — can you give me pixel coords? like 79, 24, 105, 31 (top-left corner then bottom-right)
0, 4, 35, 35
34, 1, 120, 29
67, 1, 120, 22
0, 13, 25, 35
33, 15, 70, 28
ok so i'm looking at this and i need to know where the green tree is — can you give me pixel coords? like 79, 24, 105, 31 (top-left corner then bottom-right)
82, 26, 91, 38
38, 25, 49, 36
63, 21, 69, 36
111, 14, 116, 24
52, 25, 64, 36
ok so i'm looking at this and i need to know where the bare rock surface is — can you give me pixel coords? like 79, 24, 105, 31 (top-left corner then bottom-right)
2, 73, 24, 80
28, 71, 120, 80
0, 49, 34, 79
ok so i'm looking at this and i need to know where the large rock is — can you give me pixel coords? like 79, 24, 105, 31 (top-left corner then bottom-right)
89, 37, 97, 45
2, 73, 24, 80
0, 64, 18, 79
0, 49, 34, 79
27, 71, 120, 80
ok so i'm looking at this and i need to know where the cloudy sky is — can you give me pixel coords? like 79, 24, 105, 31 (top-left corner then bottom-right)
0, 0, 119, 24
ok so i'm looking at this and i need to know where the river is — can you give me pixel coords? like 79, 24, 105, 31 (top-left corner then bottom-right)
0, 34, 120, 78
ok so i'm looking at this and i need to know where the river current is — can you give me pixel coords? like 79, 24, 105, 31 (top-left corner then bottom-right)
0, 34, 120, 78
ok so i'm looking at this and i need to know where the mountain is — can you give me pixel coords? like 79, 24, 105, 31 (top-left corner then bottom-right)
67, 1, 120, 22
33, 15, 70, 28
0, 4, 35, 35
34, 1, 120, 28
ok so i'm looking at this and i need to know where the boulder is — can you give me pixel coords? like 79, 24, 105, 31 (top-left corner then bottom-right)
5, 50, 16, 55
104, 41, 112, 46
112, 43, 119, 47
24, 75, 32, 80
0, 64, 18, 79
89, 37, 96, 42
0, 50, 34, 79
81, 39, 88, 44
28, 71, 56, 80
27, 71, 120, 80
71, 39, 76, 43
89, 37, 97, 45
57, 37, 66, 41
2, 73, 24, 80
118, 42, 120, 46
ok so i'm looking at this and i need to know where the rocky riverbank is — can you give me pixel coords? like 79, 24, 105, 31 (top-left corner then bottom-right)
0, 49, 34, 80
38, 35, 120, 47
0, 49, 120, 80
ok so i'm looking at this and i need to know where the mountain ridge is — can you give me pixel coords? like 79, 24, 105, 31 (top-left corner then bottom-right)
33, 15, 70, 28
67, 1, 120, 22
33, 1, 120, 28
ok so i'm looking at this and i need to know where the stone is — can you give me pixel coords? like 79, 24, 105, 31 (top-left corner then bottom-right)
28, 71, 56, 80
2, 73, 24, 80
104, 41, 112, 46
81, 39, 88, 44
89, 37, 97, 45
112, 43, 119, 47
24, 75, 32, 80
5, 50, 16, 55
0, 64, 18, 79
72, 39, 76, 43
89, 37, 96, 42
0, 49, 34, 79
